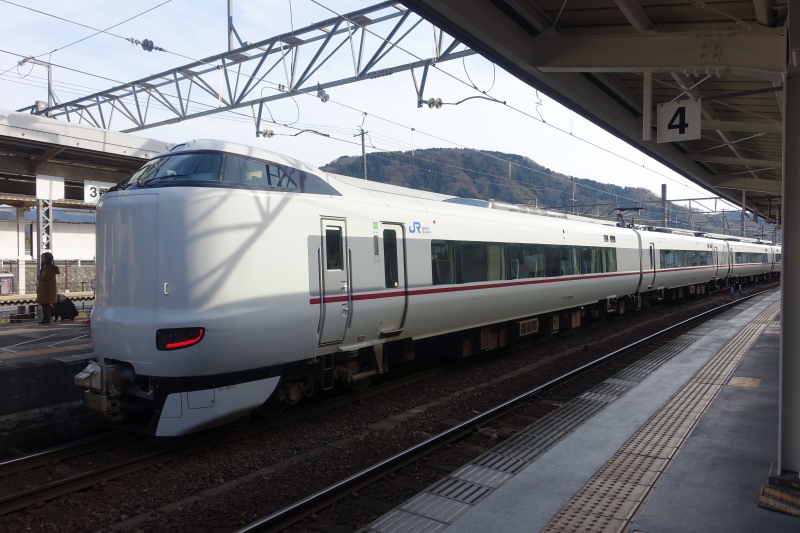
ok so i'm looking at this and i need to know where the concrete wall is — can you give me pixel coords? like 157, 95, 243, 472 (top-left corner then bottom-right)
0, 219, 96, 294
0, 220, 95, 262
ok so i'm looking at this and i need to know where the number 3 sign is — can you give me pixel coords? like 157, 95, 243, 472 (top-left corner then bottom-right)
657, 98, 701, 143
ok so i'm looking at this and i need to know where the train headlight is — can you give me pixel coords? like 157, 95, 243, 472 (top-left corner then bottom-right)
156, 327, 205, 351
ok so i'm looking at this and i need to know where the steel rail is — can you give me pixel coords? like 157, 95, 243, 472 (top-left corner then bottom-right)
0, 425, 259, 516
0, 349, 476, 515
0, 288, 770, 519
236, 289, 772, 533
0, 431, 128, 477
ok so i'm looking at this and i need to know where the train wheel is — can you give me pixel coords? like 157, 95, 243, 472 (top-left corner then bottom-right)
256, 396, 286, 418
346, 377, 373, 392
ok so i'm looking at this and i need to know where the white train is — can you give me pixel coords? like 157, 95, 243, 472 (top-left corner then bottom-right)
74, 140, 781, 436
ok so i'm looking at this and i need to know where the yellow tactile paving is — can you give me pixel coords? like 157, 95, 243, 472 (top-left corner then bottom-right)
545, 506, 628, 533
542, 300, 781, 533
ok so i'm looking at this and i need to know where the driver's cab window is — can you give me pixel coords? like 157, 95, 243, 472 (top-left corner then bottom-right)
242, 158, 267, 186
223, 155, 297, 190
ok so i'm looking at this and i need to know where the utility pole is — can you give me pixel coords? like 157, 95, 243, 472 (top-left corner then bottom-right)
571, 176, 576, 215
741, 189, 746, 237
20, 58, 55, 116
661, 184, 667, 227
354, 128, 368, 180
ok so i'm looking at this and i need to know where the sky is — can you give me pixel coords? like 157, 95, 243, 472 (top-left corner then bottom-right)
0, 0, 742, 220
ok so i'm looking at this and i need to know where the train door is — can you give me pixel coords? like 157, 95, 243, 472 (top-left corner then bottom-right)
647, 243, 656, 288
712, 245, 721, 278
318, 218, 350, 346
726, 245, 734, 279
378, 223, 407, 337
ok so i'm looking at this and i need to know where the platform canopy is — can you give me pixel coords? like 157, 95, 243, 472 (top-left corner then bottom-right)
401, 0, 786, 224
0, 109, 166, 208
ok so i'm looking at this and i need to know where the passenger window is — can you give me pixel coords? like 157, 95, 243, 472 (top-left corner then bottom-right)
461, 242, 485, 282
462, 242, 505, 283
581, 247, 601, 274
325, 227, 343, 271
510, 243, 544, 279
560, 246, 578, 276
487, 243, 505, 281
544, 246, 561, 277
602, 248, 617, 272
383, 230, 399, 288
431, 240, 455, 285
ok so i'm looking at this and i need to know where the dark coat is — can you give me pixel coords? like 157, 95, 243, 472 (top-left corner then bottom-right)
36, 263, 60, 304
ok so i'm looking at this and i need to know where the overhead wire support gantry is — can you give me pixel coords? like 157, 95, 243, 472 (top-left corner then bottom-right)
15, 1, 475, 134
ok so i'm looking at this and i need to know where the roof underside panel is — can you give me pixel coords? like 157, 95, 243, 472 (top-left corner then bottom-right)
401, 0, 786, 223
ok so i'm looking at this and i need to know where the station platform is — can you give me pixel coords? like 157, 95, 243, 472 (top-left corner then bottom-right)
363, 290, 792, 532
0, 319, 92, 418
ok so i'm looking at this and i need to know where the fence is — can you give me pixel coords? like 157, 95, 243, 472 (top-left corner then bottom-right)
0, 260, 96, 295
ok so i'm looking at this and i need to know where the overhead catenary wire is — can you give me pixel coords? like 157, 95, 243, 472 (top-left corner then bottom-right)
0, 45, 722, 218
0, 45, 642, 207
0, 4, 712, 209
0, 3, 724, 211
0, 61, 733, 226
0, 66, 706, 217
1, 2, 747, 217
0, 0, 173, 74
0, 0, 699, 210
304, 0, 722, 192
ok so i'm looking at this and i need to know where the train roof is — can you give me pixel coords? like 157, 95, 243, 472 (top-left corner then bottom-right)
155, 141, 783, 245
157, 139, 325, 178
327, 173, 456, 202
160, 141, 647, 229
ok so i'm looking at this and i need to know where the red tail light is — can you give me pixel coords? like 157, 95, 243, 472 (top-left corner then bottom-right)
156, 327, 205, 351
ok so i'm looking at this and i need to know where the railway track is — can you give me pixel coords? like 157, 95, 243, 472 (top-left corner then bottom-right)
0, 287, 773, 530
0, 350, 513, 516
0, 431, 130, 478
236, 289, 772, 533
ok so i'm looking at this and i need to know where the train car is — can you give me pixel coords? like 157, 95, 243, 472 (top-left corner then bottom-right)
702, 234, 777, 283
728, 240, 773, 280
772, 245, 783, 275
636, 228, 720, 299
73, 140, 772, 436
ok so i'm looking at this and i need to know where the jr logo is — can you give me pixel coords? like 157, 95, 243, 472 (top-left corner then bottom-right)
409, 222, 431, 235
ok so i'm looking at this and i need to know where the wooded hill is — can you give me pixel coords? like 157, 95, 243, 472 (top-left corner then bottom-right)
320, 148, 736, 234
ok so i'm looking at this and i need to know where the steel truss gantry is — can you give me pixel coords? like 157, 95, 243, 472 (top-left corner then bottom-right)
17, 1, 474, 135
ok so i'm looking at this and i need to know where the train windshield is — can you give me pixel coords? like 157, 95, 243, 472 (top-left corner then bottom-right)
125, 153, 223, 187
116, 150, 341, 195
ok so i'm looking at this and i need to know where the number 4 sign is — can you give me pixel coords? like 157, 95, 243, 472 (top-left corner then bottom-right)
657, 98, 701, 143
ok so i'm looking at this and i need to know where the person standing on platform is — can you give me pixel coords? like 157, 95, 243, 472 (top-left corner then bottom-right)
36, 252, 60, 324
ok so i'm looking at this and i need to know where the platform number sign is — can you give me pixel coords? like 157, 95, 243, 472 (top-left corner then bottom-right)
657, 98, 701, 143
84, 181, 116, 204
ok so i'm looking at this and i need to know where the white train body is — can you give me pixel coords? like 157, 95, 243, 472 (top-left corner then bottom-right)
75, 140, 780, 436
